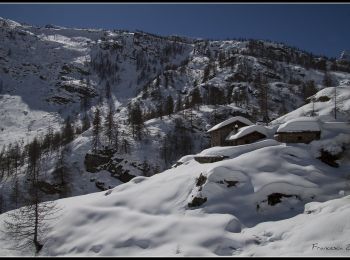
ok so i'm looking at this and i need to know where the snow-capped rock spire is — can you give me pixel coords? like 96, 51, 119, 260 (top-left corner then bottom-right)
339, 50, 350, 62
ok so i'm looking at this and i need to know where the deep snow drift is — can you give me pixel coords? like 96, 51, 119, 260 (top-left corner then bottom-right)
0, 138, 349, 256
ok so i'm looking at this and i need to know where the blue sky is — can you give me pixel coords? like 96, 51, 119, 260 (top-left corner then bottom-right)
0, 3, 349, 58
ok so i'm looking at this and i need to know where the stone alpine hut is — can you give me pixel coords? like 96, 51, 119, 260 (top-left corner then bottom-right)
225, 124, 268, 146
274, 117, 321, 144
207, 116, 253, 147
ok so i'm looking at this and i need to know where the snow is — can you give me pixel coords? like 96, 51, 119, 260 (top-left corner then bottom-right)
198, 139, 280, 158
0, 94, 63, 145
38, 34, 89, 52
176, 154, 196, 164
1, 137, 349, 256
322, 121, 350, 131
311, 133, 350, 157
277, 117, 321, 133
0, 114, 350, 256
0, 17, 22, 28
339, 50, 350, 62
207, 116, 254, 133
271, 85, 350, 125
226, 125, 267, 141
240, 195, 350, 256
1, 17, 350, 256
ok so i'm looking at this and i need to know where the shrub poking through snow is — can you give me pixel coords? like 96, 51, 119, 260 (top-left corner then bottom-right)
267, 193, 300, 206
224, 180, 239, 188
317, 96, 331, 102
95, 181, 107, 191
188, 197, 207, 208
196, 173, 207, 187
317, 148, 343, 168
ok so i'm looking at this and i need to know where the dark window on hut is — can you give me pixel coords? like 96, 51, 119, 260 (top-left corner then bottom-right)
297, 136, 302, 141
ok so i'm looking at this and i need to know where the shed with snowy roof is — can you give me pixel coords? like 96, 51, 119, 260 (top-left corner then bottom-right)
274, 117, 321, 144
226, 125, 267, 146
207, 116, 253, 147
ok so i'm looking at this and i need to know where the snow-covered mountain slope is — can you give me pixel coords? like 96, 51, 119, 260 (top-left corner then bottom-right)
0, 104, 215, 213
0, 137, 349, 256
0, 17, 192, 147
1, 16, 350, 148
1, 16, 350, 219
271, 80, 350, 125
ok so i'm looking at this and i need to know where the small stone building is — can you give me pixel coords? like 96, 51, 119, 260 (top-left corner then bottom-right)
207, 116, 253, 147
226, 125, 267, 146
274, 117, 321, 144
194, 155, 229, 164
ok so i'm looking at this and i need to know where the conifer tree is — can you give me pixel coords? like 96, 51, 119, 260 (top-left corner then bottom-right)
141, 159, 151, 177
323, 71, 334, 87
202, 65, 210, 83
80, 95, 91, 113
53, 146, 71, 198
128, 102, 143, 139
52, 131, 62, 151
82, 114, 91, 132
92, 108, 102, 153
62, 116, 74, 145
175, 95, 182, 112
4, 137, 59, 254
165, 95, 174, 117
157, 102, 164, 120
121, 138, 130, 154
190, 87, 202, 110
256, 74, 269, 123
105, 81, 111, 100
113, 121, 120, 151
104, 104, 115, 146
302, 80, 318, 102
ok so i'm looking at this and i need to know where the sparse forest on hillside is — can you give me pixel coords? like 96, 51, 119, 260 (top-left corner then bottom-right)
0, 16, 349, 256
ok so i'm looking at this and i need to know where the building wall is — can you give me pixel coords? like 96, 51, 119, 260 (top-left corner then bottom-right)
275, 131, 321, 144
226, 131, 266, 146
210, 121, 248, 146
194, 156, 227, 164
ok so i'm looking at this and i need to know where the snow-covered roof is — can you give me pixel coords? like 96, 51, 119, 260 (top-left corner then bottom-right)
207, 116, 253, 133
277, 117, 321, 133
226, 125, 267, 141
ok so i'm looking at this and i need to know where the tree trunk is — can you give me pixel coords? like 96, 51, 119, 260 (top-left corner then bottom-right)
33, 165, 42, 254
